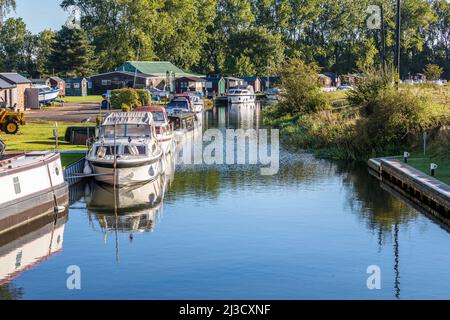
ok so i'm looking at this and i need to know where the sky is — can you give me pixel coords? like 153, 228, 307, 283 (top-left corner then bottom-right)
7, 0, 69, 33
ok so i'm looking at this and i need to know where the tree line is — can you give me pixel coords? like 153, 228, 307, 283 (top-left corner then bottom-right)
0, 0, 449, 79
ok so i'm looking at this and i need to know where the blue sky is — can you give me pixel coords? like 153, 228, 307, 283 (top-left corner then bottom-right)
8, 0, 68, 33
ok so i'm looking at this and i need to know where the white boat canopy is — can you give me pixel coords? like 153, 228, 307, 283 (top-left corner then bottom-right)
102, 112, 154, 126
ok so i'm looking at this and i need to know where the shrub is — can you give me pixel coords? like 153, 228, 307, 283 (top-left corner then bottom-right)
110, 88, 140, 109
277, 58, 330, 115
347, 66, 395, 116
136, 89, 151, 107
354, 88, 442, 155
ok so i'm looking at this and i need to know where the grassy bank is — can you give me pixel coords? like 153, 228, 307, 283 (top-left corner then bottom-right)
1, 121, 94, 152
61, 95, 103, 103
406, 154, 450, 185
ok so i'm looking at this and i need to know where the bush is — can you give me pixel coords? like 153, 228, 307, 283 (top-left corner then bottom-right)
354, 88, 442, 155
110, 88, 140, 109
136, 89, 151, 107
277, 58, 330, 115
347, 66, 395, 116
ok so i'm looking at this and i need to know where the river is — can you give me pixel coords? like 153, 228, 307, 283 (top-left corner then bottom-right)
1, 102, 449, 300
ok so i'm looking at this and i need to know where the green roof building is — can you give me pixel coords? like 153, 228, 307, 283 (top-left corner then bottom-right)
116, 61, 203, 78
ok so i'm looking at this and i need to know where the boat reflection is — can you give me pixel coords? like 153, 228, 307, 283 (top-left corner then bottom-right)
85, 153, 175, 234
0, 211, 68, 286
228, 103, 261, 130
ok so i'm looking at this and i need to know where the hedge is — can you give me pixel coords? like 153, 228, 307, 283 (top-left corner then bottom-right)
110, 88, 151, 110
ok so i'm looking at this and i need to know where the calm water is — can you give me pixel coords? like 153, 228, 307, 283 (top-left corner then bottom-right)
1, 102, 450, 300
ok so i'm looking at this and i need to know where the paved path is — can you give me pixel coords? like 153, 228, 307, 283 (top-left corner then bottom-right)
25, 102, 102, 123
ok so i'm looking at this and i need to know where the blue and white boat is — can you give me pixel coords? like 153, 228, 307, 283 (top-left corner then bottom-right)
32, 85, 60, 104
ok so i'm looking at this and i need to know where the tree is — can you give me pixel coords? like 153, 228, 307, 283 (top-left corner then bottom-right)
0, 18, 31, 72
277, 58, 329, 115
423, 63, 443, 81
0, 0, 15, 23
48, 26, 95, 77
226, 27, 285, 75
36, 30, 56, 77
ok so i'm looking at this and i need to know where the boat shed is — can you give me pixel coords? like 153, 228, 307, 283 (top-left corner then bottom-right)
0, 73, 32, 111
90, 71, 155, 95
48, 76, 66, 96
242, 76, 262, 93
0, 78, 16, 109
64, 78, 88, 96
205, 76, 226, 98
175, 76, 206, 94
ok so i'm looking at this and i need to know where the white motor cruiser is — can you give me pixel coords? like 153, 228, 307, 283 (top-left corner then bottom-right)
86, 112, 163, 187
227, 86, 256, 104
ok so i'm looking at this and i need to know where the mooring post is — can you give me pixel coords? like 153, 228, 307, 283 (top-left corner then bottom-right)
430, 163, 438, 177
403, 152, 410, 163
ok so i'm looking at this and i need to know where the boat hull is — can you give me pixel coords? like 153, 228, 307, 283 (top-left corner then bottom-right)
89, 157, 163, 186
0, 183, 68, 235
38, 89, 60, 103
228, 95, 256, 104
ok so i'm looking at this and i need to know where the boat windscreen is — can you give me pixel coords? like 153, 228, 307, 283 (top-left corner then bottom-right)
151, 111, 165, 122
101, 124, 152, 138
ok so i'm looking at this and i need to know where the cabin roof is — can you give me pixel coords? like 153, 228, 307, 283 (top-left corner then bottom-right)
118, 61, 204, 78
0, 73, 31, 84
103, 112, 154, 126
176, 76, 205, 82
0, 78, 16, 89
135, 106, 166, 113
90, 71, 151, 79
241, 76, 260, 81
49, 76, 65, 82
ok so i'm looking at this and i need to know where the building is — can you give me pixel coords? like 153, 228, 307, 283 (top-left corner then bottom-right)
0, 73, 32, 111
0, 78, 16, 109
322, 72, 341, 87
319, 74, 333, 88
64, 78, 88, 96
175, 76, 206, 94
90, 71, 155, 95
205, 76, 226, 98
261, 76, 281, 91
242, 77, 262, 93
116, 61, 204, 92
48, 76, 66, 96
224, 77, 244, 90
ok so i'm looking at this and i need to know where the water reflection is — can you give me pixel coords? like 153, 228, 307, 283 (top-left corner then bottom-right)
0, 211, 68, 299
85, 153, 175, 234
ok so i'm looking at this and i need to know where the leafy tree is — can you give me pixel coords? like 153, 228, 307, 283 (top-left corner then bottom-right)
36, 30, 56, 77
226, 27, 285, 75
48, 26, 95, 77
423, 63, 443, 81
0, 0, 15, 23
229, 55, 256, 77
0, 18, 31, 72
277, 58, 329, 115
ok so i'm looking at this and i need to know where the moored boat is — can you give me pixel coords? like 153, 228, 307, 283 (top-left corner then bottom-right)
134, 106, 175, 155
86, 112, 163, 187
32, 85, 60, 104
0, 149, 68, 235
227, 86, 256, 104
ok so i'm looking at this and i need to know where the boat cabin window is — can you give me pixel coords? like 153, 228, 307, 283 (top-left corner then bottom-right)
151, 112, 165, 122
101, 124, 152, 138
123, 145, 146, 156
96, 146, 119, 157
13, 177, 21, 194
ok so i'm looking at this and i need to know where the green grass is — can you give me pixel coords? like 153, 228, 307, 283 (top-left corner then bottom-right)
61, 153, 86, 168
402, 154, 450, 185
60, 95, 103, 103
0, 121, 94, 152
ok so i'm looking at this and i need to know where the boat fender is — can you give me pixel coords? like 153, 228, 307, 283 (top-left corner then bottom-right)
83, 161, 93, 175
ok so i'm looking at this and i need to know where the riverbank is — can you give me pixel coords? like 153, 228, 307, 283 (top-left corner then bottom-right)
0, 121, 94, 152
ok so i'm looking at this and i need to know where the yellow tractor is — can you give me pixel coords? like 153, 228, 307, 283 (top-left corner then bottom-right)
0, 109, 26, 134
